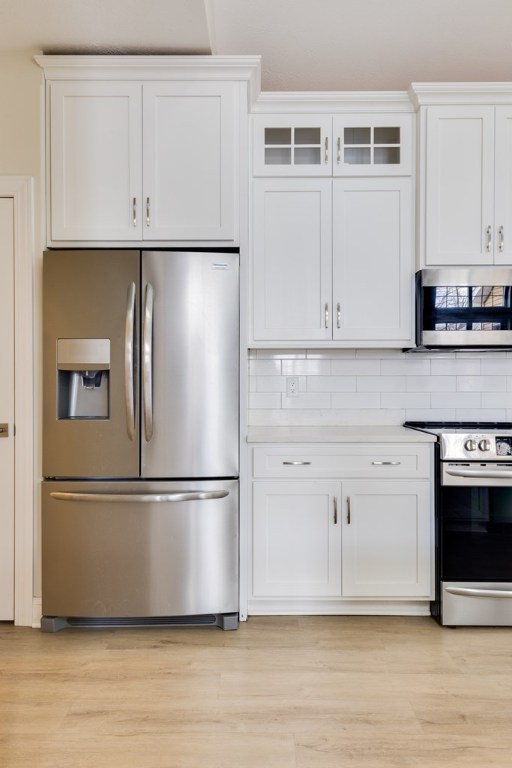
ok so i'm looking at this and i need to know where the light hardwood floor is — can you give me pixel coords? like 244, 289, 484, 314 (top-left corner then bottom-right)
1, 616, 512, 767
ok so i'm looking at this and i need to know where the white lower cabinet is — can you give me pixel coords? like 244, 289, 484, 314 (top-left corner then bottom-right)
253, 481, 341, 597
341, 480, 431, 598
250, 443, 433, 612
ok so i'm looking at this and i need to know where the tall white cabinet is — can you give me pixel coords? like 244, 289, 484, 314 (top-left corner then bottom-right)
250, 101, 415, 347
37, 56, 261, 247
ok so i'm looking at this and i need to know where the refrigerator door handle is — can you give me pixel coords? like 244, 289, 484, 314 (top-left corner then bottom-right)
142, 282, 154, 442
124, 282, 137, 441
50, 490, 230, 503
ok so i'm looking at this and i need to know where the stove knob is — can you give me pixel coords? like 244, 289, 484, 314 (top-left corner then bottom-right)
464, 439, 477, 451
479, 439, 491, 452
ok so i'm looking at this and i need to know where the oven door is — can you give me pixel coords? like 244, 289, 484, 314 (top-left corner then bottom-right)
440, 463, 512, 583
439, 463, 512, 624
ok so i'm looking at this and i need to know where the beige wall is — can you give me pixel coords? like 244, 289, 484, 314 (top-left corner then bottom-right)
0, 52, 43, 245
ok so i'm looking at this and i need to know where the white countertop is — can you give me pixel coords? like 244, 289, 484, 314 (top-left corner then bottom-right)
246, 425, 437, 443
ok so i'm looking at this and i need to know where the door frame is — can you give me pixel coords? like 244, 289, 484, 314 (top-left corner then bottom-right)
0, 176, 34, 626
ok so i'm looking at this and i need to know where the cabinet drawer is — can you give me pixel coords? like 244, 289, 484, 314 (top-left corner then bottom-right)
252, 444, 431, 479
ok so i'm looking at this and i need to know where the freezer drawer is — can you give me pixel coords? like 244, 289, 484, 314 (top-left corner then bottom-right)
42, 480, 238, 619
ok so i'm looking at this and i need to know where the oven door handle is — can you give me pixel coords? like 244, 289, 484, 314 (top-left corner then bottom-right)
445, 467, 512, 479
445, 586, 512, 599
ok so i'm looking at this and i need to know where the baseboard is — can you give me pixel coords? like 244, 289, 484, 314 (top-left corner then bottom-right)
248, 598, 431, 616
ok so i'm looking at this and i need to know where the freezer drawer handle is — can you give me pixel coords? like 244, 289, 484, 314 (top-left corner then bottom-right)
445, 586, 512, 599
125, 282, 137, 441
49, 490, 229, 503
142, 282, 154, 442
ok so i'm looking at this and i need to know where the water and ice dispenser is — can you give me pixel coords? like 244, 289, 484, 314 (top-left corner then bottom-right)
57, 339, 110, 419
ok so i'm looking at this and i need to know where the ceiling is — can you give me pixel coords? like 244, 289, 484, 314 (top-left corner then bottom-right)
1, 0, 512, 90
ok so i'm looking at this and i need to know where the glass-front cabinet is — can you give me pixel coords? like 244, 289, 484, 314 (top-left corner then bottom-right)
332, 114, 412, 175
253, 115, 332, 176
253, 113, 412, 176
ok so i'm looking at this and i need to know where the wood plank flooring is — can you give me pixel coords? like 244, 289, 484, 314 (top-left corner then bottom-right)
1, 616, 512, 767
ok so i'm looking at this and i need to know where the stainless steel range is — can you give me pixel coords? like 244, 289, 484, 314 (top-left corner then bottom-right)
405, 421, 512, 626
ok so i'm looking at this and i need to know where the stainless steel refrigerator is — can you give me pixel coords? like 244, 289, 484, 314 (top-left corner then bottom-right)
41, 250, 239, 631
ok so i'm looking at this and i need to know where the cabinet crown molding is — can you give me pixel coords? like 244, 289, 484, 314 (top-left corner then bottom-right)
252, 91, 414, 114
410, 82, 512, 109
34, 54, 262, 107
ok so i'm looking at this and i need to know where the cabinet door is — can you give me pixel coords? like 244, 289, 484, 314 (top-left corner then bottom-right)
494, 107, 512, 265
332, 114, 412, 176
425, 106, 495, 265
253, 115, 332, 176
143, 82, 236, 241
342, 480, 431, 598
49, 82, 142, 241
332, 178, 413, 343
253, 481, 341, 598
252, 179, 332, 341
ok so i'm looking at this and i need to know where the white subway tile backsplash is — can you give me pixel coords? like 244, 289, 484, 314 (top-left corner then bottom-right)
249, 393, 282, 409
247, 350, 510, 426
282, 359, 331, 375
431, 359, 481, 375
331, 360, 381, 375
431, 392, 481, 409
457, 376, 507, 392
381, 359, 431, 375
481, 393, 512, 409
405, 409, 456, 421
282, 393, 331, 409
358, 376, 406, 392
405, 376, 456, 392
481, 358, 512, 375
455, 409, 507, 421
381, 393, 431, 409
331, 393, 381, 409
256, 376, 287, 393
249, 359, 282, 376
307, 376, 357, 392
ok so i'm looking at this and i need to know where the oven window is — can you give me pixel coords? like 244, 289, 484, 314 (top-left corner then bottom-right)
423, 285, 512, 331
441, 487, 512, 581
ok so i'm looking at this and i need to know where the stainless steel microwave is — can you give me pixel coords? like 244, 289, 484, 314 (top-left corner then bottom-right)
416, 268, 512, 348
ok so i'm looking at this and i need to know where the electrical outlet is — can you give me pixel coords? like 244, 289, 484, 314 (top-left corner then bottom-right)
286, 376, 299, 397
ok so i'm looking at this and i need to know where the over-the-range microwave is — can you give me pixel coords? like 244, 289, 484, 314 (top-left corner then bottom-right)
415, 267, 512, 349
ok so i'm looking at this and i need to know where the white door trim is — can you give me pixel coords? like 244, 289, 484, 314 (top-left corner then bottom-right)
0, 176, 34, 626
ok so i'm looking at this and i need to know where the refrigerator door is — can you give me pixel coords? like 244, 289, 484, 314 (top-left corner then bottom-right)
141, 251, 239, 478
43, 250, 140, 478
42, 479, 239, 618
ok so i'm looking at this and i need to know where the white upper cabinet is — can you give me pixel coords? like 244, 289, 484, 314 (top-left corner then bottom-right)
332, 177, 412, 342
332, 114, 412, 176
251, 177, 413, 346
49, 80, 236, 244
252, 179, 332, 341
253, 115, 332, 176
423, 103, 512, 266
253, 113, 412, 177
38, 56, 262, 246
49, 82, 143, 242
142, 82, 236, 241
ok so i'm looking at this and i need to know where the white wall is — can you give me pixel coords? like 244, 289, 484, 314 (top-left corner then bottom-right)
0, 52, 44, 599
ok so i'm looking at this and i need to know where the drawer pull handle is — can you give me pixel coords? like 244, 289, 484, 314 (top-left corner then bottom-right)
371, 461, 401, 466
283, 461, 311, 466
